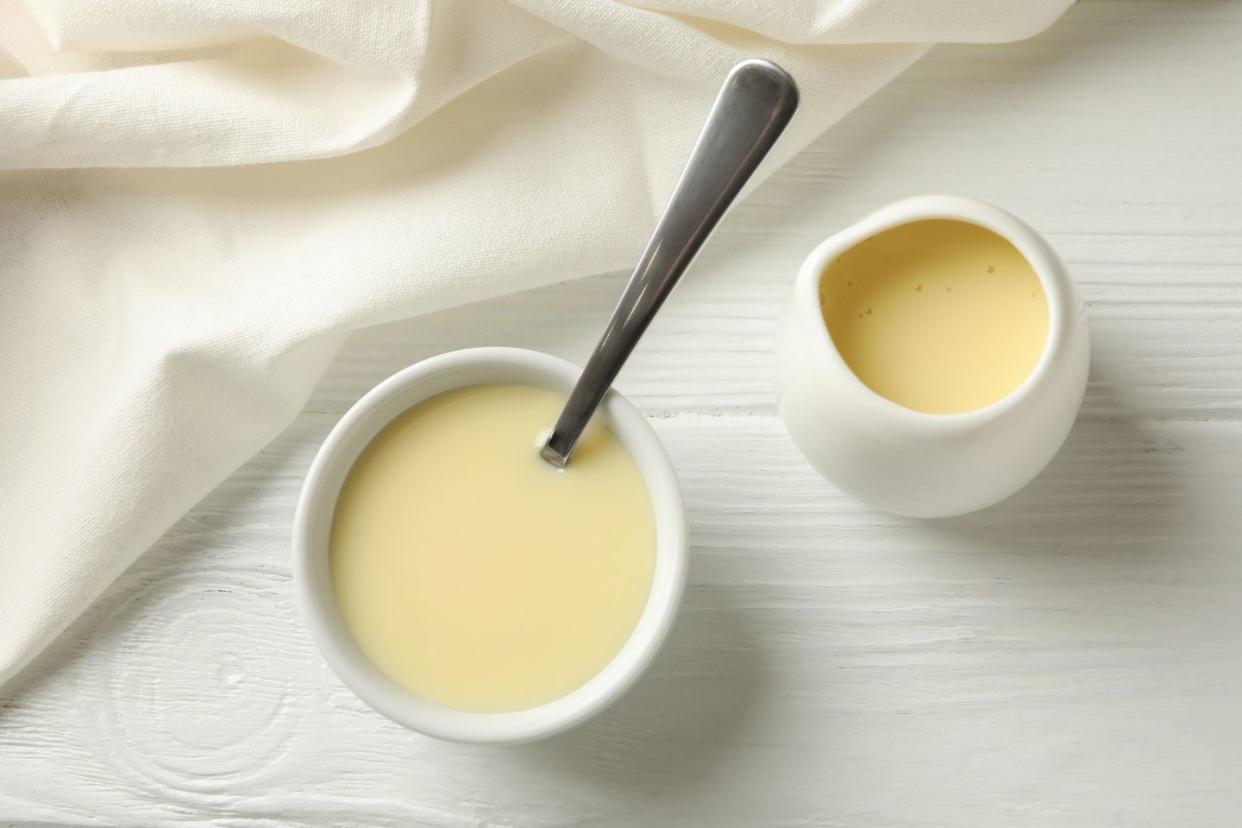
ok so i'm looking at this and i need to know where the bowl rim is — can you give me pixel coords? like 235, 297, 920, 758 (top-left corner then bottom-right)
292, 346, 687, 743
793, 194, 1075, 432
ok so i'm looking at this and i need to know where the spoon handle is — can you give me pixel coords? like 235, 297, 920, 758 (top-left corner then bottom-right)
541, 59, 799, 467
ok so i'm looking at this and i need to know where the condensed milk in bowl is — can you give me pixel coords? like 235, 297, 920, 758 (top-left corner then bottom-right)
293, 347, 687, 743
778, 195, 1090, 518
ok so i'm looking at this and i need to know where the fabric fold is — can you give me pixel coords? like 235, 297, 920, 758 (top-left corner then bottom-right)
0, 0, 1073, 686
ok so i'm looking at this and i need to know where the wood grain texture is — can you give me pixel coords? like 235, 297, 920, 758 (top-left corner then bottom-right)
3, 1, 1241, 825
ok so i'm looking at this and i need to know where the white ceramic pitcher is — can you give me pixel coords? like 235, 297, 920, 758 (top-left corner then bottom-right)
777, 195, 1090, 518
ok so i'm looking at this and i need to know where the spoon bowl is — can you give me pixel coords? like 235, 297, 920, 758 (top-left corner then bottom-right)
293, 347, 687, 743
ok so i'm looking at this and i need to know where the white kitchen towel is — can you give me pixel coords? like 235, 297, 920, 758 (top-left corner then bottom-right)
0, 0, 1072, 686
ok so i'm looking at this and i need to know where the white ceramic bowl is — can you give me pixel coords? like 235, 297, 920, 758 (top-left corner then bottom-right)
777, 195, 1090, 518
293, 347, 687, 743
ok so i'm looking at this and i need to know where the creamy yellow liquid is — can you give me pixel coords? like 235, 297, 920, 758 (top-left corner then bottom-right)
330, 385, 655, 713
819, 219, 1048, 414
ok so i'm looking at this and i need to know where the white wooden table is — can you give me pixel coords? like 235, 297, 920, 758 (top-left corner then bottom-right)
3, 2, 1241, 824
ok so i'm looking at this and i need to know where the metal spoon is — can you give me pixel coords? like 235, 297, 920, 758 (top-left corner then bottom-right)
540, 59, 799, 468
